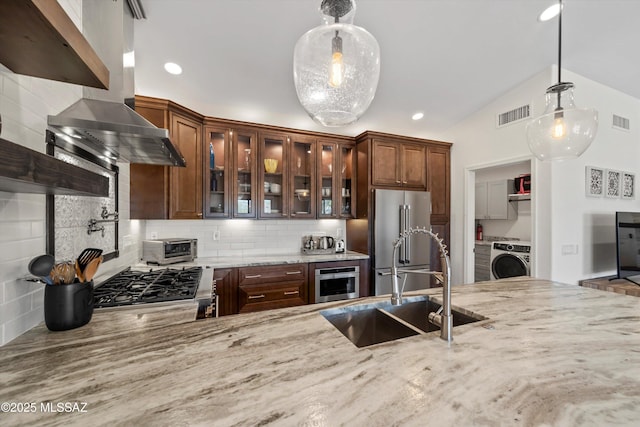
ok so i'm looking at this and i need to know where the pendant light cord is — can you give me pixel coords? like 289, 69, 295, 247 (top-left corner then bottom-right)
556, 0, 563, 108
557, 0, 563, 83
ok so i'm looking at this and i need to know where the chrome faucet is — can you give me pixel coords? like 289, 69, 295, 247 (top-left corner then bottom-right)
391, 227, 453, 342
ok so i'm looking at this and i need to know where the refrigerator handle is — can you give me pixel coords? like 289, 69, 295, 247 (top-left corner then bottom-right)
405, 204, 411, 264
398, 205, 405, 264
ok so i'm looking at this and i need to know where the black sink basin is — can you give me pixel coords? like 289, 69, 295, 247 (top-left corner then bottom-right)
321, 296, 487, 348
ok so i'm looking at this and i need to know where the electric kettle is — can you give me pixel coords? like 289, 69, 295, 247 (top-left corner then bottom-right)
318, 236, 335, 250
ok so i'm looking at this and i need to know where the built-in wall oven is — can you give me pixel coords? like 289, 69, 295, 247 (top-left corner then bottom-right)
315, 265, 359, 303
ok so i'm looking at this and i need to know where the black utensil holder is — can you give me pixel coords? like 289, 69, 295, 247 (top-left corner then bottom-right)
44, 280, 94, 331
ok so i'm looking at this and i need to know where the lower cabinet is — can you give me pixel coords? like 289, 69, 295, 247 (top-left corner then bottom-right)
215, 259, 368, 316
214, 268, 238, 316
237, 264, 308, 313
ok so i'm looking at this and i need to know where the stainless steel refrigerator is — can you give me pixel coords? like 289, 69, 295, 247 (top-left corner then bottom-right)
374, 189, 431, 295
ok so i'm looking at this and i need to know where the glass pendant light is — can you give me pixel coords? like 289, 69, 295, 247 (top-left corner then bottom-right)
293, 0, 380, 127
525, 0, 598, 161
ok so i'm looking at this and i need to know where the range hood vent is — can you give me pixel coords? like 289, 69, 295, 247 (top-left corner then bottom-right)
48, 99, 185, 166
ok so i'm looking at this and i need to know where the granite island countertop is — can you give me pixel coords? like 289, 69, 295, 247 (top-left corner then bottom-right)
1, 277, 639, 426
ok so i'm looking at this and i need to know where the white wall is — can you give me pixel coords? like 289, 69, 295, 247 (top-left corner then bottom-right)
0, 0, 142, 346
549, 69, 640, 284
446, 66, 640, 286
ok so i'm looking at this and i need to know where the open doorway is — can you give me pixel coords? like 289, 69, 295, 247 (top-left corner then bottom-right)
464, 157, 533, 283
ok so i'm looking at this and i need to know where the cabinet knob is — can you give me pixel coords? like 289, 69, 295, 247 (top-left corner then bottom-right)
396, 180, 401, 184
248, 294, 265, 300
283, 290, 299, 296
285, 271, 301, 275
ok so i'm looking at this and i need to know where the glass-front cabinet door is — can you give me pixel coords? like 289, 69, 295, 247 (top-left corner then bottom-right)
259, 132, 286, 218
318, 142, 336, 218
290, 135, 316, 219
204, 125, 230, 218
233, 129, 257, 218
339, 144, 355, 218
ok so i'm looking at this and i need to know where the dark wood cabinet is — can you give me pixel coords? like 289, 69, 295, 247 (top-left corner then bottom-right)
237, 264, 308, 313
426, 144, 450, 223
130, 96, 204, 219
370, 138, 426, 190
258, 131, 317, 219
214, 268, 238, 316
169, 113, 203, 219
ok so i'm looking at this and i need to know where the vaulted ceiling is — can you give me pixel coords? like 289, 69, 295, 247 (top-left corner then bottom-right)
133, 0, 640, 140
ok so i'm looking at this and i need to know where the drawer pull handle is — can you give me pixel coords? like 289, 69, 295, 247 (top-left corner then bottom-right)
285, 271, 301, 275
248, 294, 265, 300
245, 274, 262, 279
284, 291, 299, 296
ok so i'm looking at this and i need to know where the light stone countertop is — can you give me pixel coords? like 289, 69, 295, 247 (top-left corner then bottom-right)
1, 277, 639, 426
193, 250, 369, 269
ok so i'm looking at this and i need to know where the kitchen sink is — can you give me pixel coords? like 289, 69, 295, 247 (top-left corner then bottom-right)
321, 304, 419, 348
384, 298, 485, 333
321, 296, 486, 348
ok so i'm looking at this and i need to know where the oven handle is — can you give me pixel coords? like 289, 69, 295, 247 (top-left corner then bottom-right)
316, 272, 359, 280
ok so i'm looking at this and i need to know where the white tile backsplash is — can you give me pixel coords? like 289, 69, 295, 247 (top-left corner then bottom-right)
145, 219, 346, 258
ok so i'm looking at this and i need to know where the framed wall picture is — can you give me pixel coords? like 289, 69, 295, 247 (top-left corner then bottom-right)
605, 169, 622, 198
622, 171, 636, 200
585, 166, 604, 197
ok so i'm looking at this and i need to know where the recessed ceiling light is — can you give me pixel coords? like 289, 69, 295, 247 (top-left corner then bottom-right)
412, 112, 424, 121
538, 3, 561, 22
164, 62, 182, 75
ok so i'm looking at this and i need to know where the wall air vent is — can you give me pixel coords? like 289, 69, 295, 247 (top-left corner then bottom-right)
612, 114, 630, 131
497, 105, 530, 128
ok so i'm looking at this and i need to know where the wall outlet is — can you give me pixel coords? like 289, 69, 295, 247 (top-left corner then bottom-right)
336, 228, 343, 237
212, 230, 220, 241
561, 244, 578, 255
150, 231, 158, 239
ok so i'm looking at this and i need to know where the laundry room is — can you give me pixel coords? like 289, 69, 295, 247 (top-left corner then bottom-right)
474, 161, 532, 282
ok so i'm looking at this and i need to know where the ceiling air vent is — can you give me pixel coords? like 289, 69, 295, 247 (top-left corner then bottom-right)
612, 114, 630, 131
497, 105, 530, 128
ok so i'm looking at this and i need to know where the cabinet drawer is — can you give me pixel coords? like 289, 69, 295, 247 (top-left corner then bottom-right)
238, 281, 306, 313
239, 263, 307, 285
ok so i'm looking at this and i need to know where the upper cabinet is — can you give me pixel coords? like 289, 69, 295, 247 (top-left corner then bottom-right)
0, 0, 109, 89
475, 180, 517, 220
370, 138, 427, 190
130, 96, 204, 219
258, 131, 316, 219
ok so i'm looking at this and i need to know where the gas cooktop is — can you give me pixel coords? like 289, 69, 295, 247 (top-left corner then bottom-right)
93, 266, 203, 308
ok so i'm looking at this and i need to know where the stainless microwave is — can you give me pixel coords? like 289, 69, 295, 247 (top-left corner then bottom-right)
142, 238, 197, 265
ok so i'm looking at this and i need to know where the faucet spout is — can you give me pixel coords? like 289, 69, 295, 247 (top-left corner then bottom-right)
389, 226, 453, 342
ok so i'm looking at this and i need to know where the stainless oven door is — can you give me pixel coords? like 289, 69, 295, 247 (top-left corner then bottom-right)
315, 266, 360, 303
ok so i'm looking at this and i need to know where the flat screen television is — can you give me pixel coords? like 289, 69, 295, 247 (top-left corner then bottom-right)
615, 211, 640, 285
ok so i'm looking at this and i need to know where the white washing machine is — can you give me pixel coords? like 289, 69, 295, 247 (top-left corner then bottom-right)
490, 241, 532, 280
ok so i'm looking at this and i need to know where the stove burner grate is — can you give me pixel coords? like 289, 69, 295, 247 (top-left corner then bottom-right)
94, 266, 202, 308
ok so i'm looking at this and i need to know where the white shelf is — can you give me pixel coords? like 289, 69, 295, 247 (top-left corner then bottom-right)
508, 193, 531, 202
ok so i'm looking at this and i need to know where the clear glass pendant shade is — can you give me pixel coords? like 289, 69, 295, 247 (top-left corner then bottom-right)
525, 84, 598, 161
293, 1, 380, 127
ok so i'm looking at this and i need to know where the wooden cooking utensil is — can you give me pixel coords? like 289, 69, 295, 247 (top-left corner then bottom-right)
82, 256, 103, 282
76, 248, 103, 276
75, 259, 84, 283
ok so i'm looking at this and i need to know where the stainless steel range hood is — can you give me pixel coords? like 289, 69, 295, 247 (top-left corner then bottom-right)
48, 98, 185, 166
47, 0, 185, 167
